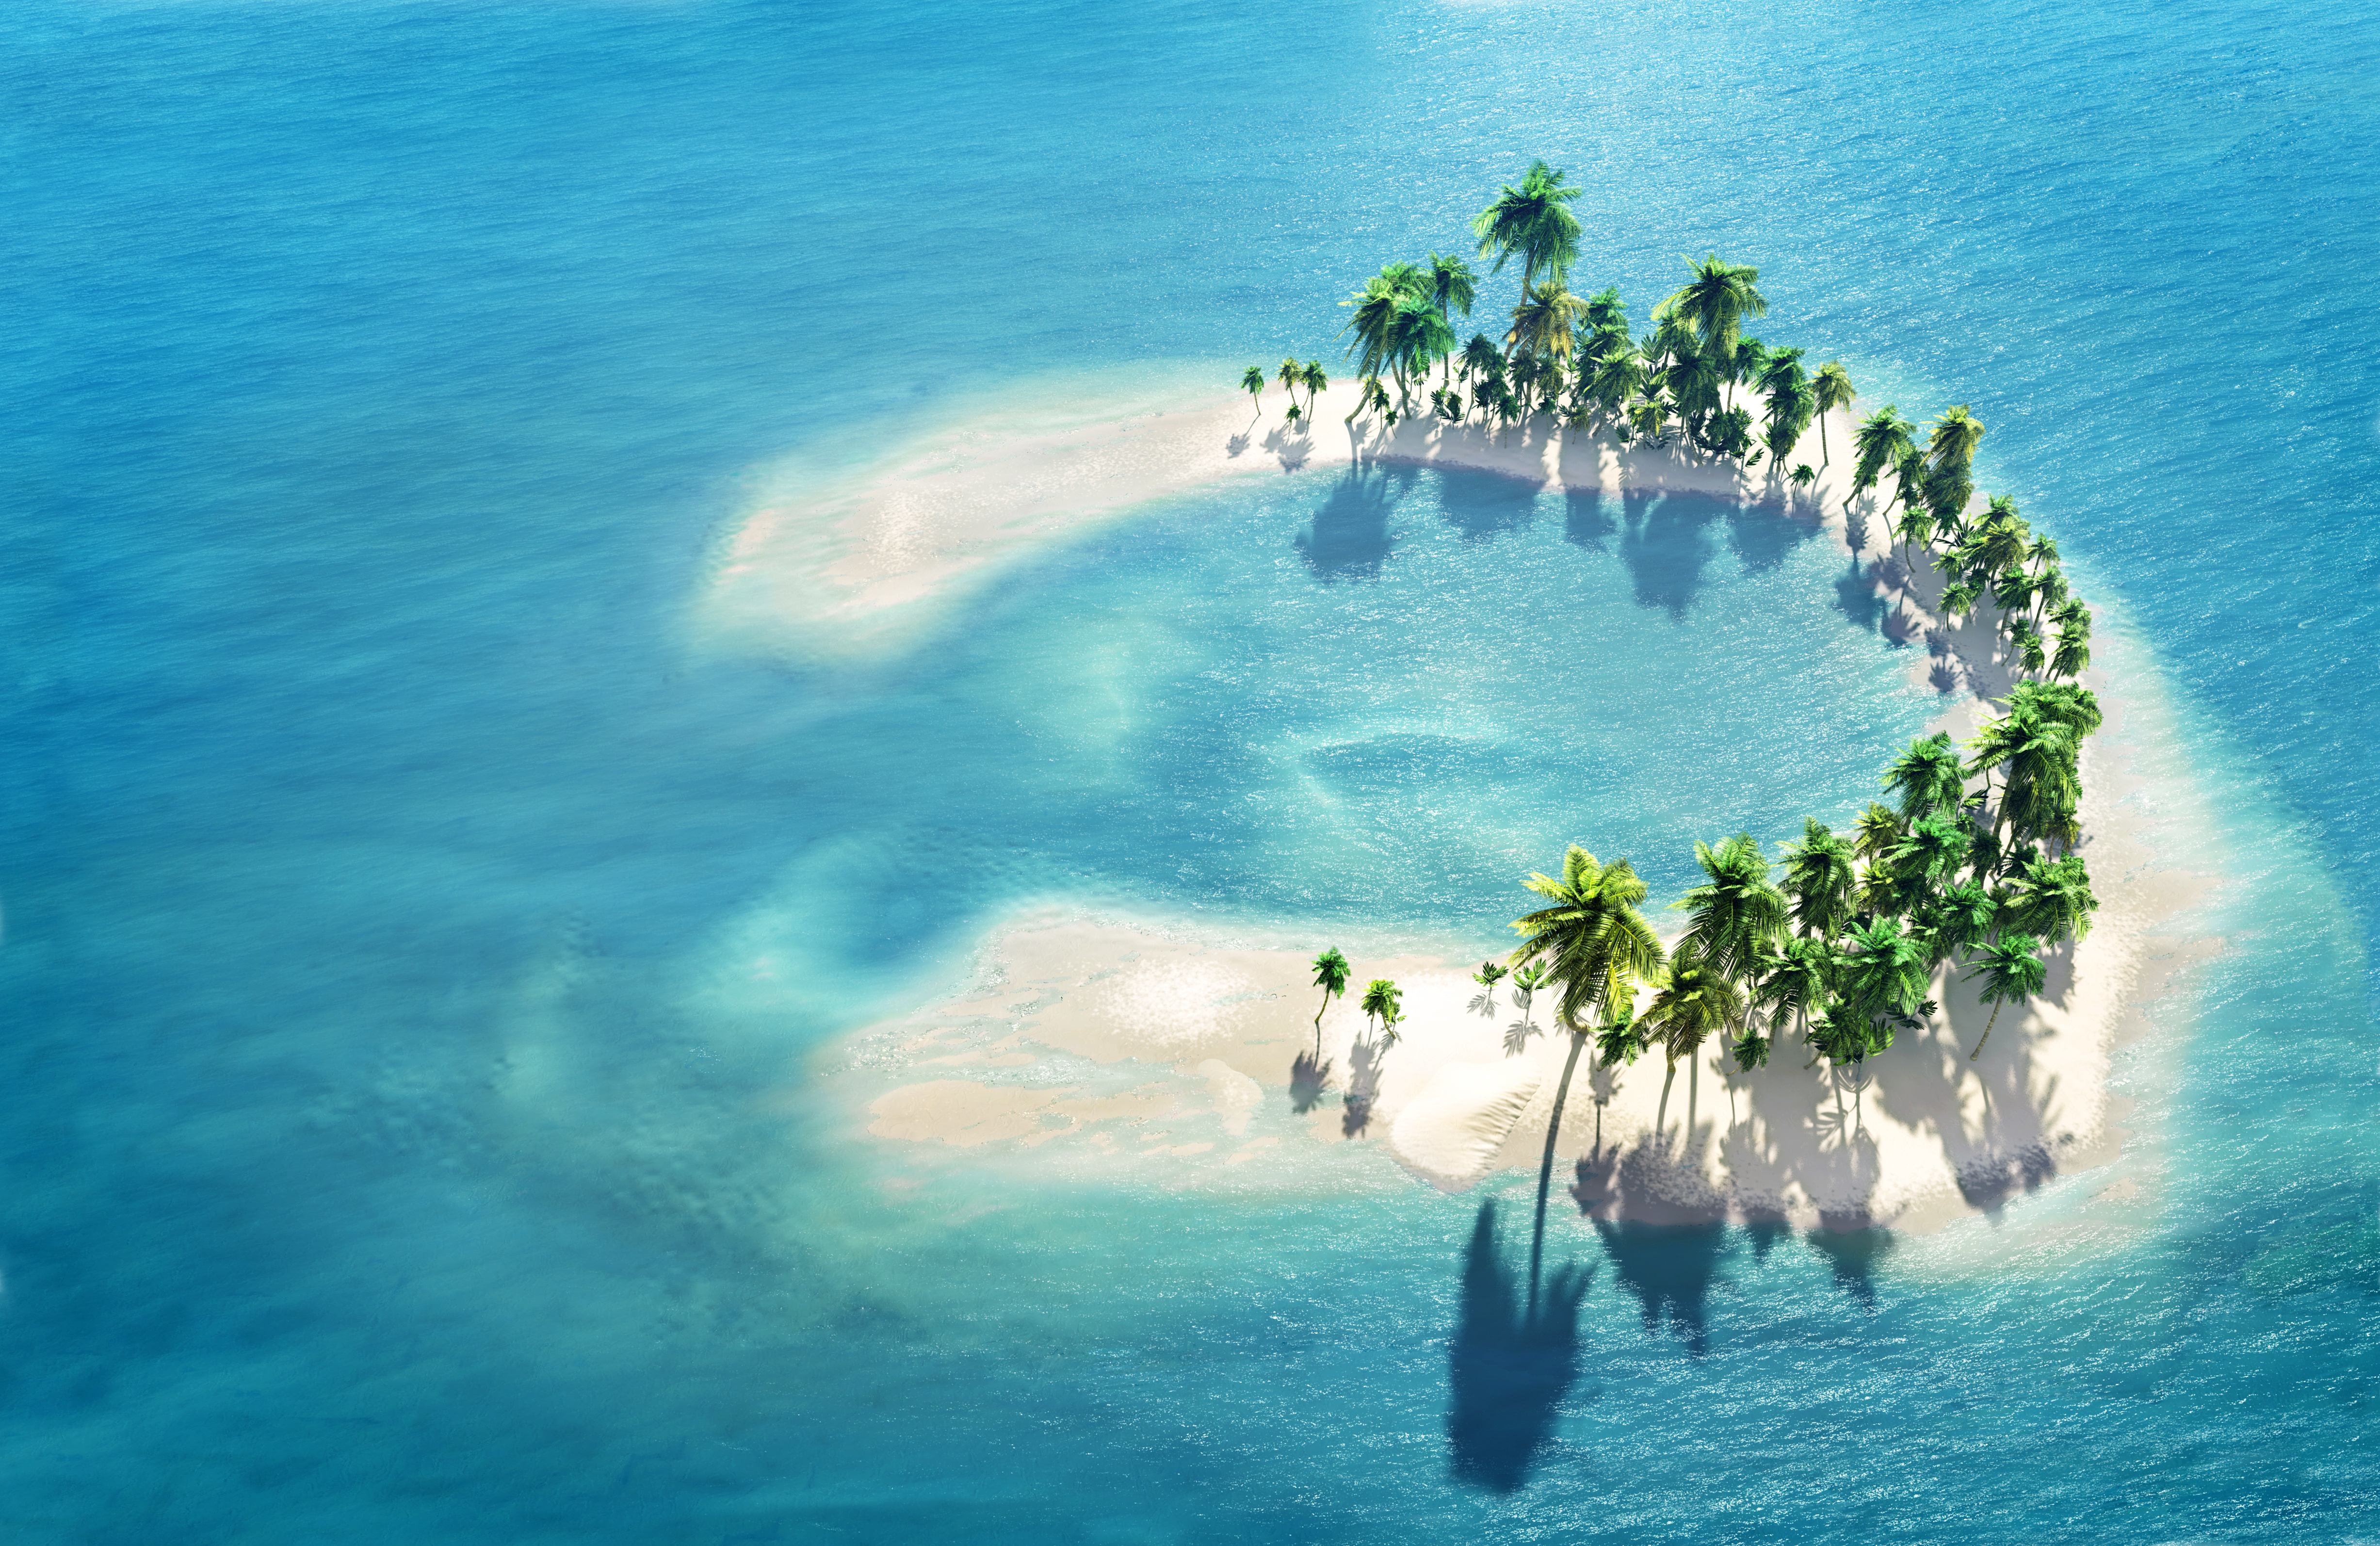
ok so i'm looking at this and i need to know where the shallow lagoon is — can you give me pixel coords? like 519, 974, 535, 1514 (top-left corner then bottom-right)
4, 0, 2378, 1538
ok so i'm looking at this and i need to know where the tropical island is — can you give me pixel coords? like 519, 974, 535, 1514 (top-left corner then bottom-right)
800, 161, 2155, 1237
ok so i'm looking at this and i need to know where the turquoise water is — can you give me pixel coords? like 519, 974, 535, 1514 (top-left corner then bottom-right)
4, 0, 2378, 1539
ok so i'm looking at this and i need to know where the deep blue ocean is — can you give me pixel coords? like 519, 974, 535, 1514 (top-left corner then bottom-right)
5, 0, 2380, 1539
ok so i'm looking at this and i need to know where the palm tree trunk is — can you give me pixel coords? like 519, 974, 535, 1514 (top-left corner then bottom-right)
1312, 991, 1330, 1056
1656, 1055, 1679, 1139
1687, 1053, 1700, 1141
1967, 998, 2004, 1062
1529, 1028, 1587, 1318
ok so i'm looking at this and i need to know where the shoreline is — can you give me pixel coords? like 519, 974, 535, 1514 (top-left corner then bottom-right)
777, 377, 2220, 1234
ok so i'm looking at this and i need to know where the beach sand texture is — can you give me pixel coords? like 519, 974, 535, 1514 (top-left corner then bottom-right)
766, 378, 2214, 1230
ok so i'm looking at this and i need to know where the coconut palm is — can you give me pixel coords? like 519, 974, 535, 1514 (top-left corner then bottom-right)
1657, 253, 1768, 371
1674, 832, 1787, 985
1927, 877, 2001, 968
1511, 960, 1550, 1020
1963, 935, 2046, 1060
1838, 915, 1931, 1032
1339, 276, 1409, 385
1752, 933, 1836, 1059
1884, 736, 1965, 819
1887, 809, 1971, 905
1506, 281, 1586, 364
1427, 251, 1479, 334
1779, 817, 1858, 939
1309, 947, 1351, 1051
1924, 406, 1986, 523
1277, 357, 1302, 411
1459, 331, 1500, 387
1360, 978, 1404, 1047
1241, 366, 1265, 413
1812, 361, 1855, 464
1473, 958, 1509, 993
1301, 359, 1329, 415
1471, 160, 1584, 294
1641, 945, 1749, 1139
2000, 853, 2097, 943
2052, 600, 2093, 679
1852, 801, 1906, 868
1508, 845, 1665, 1290
1849, 406, 1916, 512
1588, 346, 1649, 422
1966, 703, 2079, 849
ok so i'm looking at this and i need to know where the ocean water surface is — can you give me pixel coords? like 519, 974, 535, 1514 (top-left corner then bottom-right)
4, 0, 2378, 1539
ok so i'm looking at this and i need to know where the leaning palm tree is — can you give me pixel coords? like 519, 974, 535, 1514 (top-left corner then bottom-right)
1752, 933, 1835, 1063
1508, 845, 1664, 1298
1471, 160, 1584, 295
1309, 947, 1351, 1052
1811, 361, 1855, 464
1656, 253, 1768, 372
1963, 935, 2045, 1060
1241, 366, 1265, 414
2000, 853, 2097, 943
1641, 945, 1749, 1140
1965, 703, 2079, 847
1851, 801, 1906, 868
1277, 357, 1302, 410
1360, 978, 1404, 1046
1779, 817, 1858, 939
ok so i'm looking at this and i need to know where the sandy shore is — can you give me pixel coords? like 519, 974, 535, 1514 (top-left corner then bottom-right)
775, 376, 2217, 1231
701, 373, 1847, 662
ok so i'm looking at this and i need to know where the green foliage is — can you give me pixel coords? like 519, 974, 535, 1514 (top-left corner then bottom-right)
1657, 253, 1769, 368
1473, 959, 1509, 988
1673, 832, 1787, 984
1311, 947, 1351, 997
1509, 846, 1666, 1033
1884, 732, 1968, 819
1472, 160, 1583, 292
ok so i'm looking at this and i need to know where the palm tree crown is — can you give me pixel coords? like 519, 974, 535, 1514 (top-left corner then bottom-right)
1656, 254, 1768, 370
1508, 846, 1665, 1033
1673, 833, 1787, 984
1471, 160, 1583, 294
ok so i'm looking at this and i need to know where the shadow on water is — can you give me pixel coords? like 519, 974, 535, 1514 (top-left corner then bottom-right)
1563, 487, 1617, 551
1295, 468, 1400, 580
1434, 466, 1539, 541
1805, 1225, 1896, 1310
1592, 1219, 1728, 1357
1448, 1201, 1591, 1494
1618, 491, 1726, 617
1832, 555, 1890, 633
1725, 497, 1820, 574
1288, 1051, 1332, 1114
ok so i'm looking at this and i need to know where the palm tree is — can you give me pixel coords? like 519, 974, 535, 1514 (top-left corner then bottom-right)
1849, 406, 1916, 512
1656, 254, 1768, 373
1963, 935, 2045, 1060
1506, 281, 1586, 364
1301, 360, 1329, 415
1924, 406, 1986, 523
1460, 331, 1500, 387
1425, 252, 1478, 384
1471, 160, 1584, 295
1241, 366, 1265, 414
2052, 600, 2092, 679
1926, 877, 2000, 966
1779, 817, 1857, 938
1852, 801, 1906, 868
1277, 357, 1301, 410
1360, 978, 1404, 1046
1642, 945, 1749, 1140
1309, 947, 1351, 1052
1508, 845, 1664, 1297
1674, 832, 1787, 985
1838, 916, 1930, 1038
2000, 853, 2097, 943
1966, 700, 2081, 848
1884, 732, 1968, 819
1752, 933, 1835, 1062
1812, 361, 1855, 464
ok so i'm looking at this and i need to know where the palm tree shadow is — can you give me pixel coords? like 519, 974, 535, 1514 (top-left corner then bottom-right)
1468, 991, 1500, 1020
1725, 497, 1820, 574
1342, 1034, 1381, 1137
1503, 1017, 1539, 1057
1447, 1201, 1593, 1494
1620, 491, 1726, 618
1289, 1051, 1333, 1114
1805, 1224, 1896, 1311
1832, 555, 1889, 633
1591, 1217, 1728, 1358
1563, 487, 1618, 551
1295, 469, 1398, 582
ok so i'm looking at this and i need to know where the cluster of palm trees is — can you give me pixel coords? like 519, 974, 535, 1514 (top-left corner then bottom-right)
1241, 162, 1856, 480
1498, 681, 2100, 1206
1849, 409, 2094, 680
1306, 947, 1406, 1055
1271, 161, 2108, 1207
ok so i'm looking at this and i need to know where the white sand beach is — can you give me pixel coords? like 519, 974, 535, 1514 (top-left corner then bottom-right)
773, 378, 2217, 1231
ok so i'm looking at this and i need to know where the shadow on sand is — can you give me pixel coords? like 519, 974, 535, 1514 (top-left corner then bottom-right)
1447, 1201, 1591, 1493
1288, 1050, 1332, 1114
